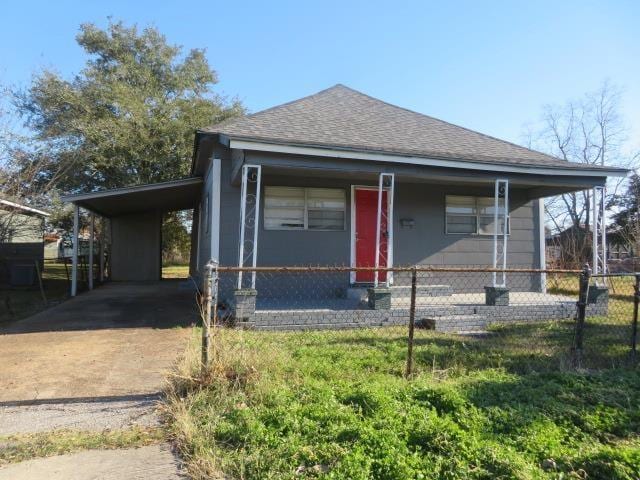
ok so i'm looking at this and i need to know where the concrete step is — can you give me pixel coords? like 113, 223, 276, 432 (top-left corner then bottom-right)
252, 322, 387, 331
391, 284, 453, 297
417, 314, 489, 333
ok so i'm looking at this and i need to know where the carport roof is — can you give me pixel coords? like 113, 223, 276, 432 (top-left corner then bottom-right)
61, 177, 202, 217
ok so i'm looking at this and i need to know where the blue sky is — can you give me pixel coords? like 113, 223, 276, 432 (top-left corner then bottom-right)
1, 0, 638, 152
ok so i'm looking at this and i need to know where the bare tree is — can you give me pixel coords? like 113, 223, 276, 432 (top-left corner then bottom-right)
525, 81, 635, 267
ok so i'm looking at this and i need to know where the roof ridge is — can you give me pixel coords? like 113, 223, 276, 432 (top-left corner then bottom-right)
335, 85, 564, 163
202, 84, 348, 132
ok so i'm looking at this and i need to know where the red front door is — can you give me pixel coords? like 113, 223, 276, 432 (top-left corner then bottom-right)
355, 188, 388, 283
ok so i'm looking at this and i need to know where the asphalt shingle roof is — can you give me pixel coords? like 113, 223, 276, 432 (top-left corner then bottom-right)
201, 85, 604, 170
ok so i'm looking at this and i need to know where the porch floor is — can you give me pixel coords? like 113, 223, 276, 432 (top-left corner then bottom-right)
242, 291, 588, 333
255, 291, 576, 312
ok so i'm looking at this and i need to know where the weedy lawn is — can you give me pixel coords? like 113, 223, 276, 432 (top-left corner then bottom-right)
0, 261, 69, 324
167, 322, 640, 480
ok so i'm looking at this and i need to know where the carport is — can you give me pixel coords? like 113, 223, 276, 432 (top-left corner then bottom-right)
62, 177, 202, 295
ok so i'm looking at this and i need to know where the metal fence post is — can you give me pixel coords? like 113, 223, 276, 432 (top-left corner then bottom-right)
574, 263, 591, 364
202, 261, 214, 371
632, 273, 639, 357
405, 266, 418, 378
211, 260, 220, 361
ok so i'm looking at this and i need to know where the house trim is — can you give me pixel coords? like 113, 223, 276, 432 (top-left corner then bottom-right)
228, 139, 626, 178
210, 157, 222, 263
0, 199, 50, 217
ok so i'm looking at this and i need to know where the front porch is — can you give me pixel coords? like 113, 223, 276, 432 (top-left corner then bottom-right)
215, 266, 608, 333
229, 289, 604, 333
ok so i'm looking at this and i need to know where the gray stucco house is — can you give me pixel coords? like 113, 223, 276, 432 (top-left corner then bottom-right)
63, 85, 625, 328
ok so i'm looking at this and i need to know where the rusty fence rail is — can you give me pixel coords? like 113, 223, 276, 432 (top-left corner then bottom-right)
199, 264, 638, 375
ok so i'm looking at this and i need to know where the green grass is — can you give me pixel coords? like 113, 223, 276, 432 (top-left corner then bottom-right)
162, 263, 190, 279
0, 261, 71, 324
167, 323, 640, 480
0, 427, 165, 465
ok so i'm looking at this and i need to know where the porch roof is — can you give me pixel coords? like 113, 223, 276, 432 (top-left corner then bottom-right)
60, 177, 202, 217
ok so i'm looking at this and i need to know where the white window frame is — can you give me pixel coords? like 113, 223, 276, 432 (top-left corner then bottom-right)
445, 195, 510, 236
264, 186, 346, 231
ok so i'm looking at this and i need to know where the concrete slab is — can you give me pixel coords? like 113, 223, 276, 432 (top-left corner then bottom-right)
0, 444, 185, 480
0, 281, 197, 404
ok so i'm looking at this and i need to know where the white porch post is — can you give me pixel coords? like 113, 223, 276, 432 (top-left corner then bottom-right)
492, 179, 509, 287
237, 164, 262, 290
592, 186, 607, 276
374, 173, 394, 288
88, 213, 94, 290
71, 205, 79, 297
538, 198, 547, 293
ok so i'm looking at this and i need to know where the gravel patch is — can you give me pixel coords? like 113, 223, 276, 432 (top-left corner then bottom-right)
0, 394, 161, 435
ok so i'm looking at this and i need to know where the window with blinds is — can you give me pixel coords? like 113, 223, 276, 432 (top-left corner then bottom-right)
264, 187, 346, 231
445, 195, 509, 235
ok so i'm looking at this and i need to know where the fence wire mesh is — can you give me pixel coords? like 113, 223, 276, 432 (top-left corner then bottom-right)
201, 265, 639, 376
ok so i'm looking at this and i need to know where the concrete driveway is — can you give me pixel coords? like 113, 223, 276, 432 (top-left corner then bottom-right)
0, 281, 197, 404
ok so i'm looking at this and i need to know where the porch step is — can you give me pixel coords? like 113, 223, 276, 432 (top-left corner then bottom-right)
347, 285, 453, 301
419, 315, 489, 333
251, 322, 388, 331
391, 285, 453, 297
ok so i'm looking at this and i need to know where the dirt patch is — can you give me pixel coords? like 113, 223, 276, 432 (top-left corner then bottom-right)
0, 281, 196, 403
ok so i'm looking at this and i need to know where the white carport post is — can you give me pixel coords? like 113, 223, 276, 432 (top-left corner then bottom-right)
88, 213, 94, 290
71, 205, 79, 297
237, 164, 262, 290
99, 216, 105, 283
374, 173, 394, 288
492, 179, 509, 287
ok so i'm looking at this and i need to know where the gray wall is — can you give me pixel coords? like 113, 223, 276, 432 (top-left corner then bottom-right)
212, 162, 540, 269
111, 211, 161, 281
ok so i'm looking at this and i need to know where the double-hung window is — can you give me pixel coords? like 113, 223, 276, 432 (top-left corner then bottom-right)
264, 187, 346, 231
445, 195, 509, 235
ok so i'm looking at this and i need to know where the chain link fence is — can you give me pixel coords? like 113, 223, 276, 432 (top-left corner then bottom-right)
0, 256, 106, 323
197, 265, 639, 375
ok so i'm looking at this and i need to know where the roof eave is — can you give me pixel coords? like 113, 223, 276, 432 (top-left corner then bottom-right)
0, 199, 50, 217
61, 177, 203, 203
224, 137, 628, 178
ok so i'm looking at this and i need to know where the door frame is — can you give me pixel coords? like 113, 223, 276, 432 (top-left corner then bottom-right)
349, 185, 394, 285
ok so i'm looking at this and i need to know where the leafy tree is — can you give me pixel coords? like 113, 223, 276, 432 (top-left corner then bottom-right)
14, 20, 243, 193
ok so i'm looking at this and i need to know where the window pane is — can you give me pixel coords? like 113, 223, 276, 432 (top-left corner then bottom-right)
264, 187, 305, 208
446, 215, 477, 233
307, 188, 346, 209
264, 187, 305, 229
264, 207, 305, 229
477, 197, 505, 215
308, 209, 344, 230
478, 215, 508, 235
446, 196, 476, 215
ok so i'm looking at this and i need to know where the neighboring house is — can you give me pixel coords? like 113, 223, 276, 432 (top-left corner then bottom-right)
44, 233, 63, 259
0, 199, 50, 286
63, 85, 626, 317
546, 224, 635, 270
